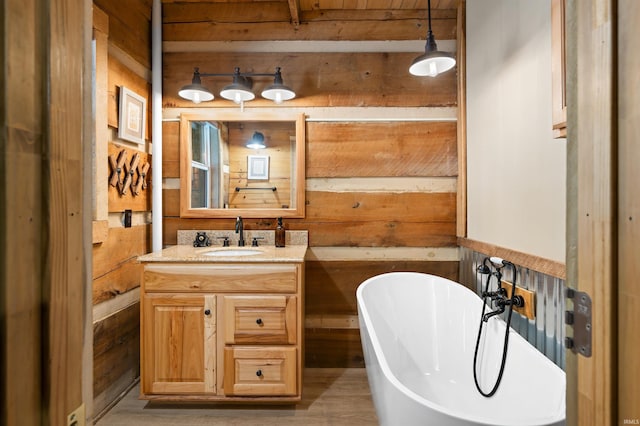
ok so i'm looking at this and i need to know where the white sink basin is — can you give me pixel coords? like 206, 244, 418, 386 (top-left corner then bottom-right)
202, 249, 263, 257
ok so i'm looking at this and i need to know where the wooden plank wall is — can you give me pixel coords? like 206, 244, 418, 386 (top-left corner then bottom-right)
3, 0, 88, 424
2, 0, 45, 422
568, 0, 616, 424
618, 1, 640, 422
47, 0, 87, 421
161, 7, 460, 367
161, 2, 458, 42
163, 52, 457, 109
91, 0, 152, 418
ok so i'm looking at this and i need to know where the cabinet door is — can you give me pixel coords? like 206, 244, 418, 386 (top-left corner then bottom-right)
222, 295, 297, 344
141, 294, 216, 395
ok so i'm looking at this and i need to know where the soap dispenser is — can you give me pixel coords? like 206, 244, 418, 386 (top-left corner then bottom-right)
275, 217, 285, 247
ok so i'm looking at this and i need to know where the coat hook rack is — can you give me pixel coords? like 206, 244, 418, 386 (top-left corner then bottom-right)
108, 147, 150, 197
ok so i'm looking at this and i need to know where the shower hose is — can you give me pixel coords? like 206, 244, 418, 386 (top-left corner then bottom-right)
472, 257, 518, 397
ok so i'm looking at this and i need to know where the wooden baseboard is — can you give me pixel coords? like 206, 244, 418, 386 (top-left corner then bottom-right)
458, 237, 566, 280
93, 376, 140, 423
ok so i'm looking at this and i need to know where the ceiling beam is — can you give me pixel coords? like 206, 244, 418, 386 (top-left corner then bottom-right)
287, 0, 301, 27
163, 39, 457, 53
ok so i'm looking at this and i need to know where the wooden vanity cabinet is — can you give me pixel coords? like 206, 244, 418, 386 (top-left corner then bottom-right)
140, 262, 304, 402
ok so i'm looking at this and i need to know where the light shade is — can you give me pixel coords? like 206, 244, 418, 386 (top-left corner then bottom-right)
261, 67, 296, 104
246, 131, 266, 149
261, 85, 296, 104
178, 68, 215, 103
178, 84, 215, 103
220, 68, 255, 103
409, 53, 456, 77
220, 83, 255, 103
409, 32, 456, 77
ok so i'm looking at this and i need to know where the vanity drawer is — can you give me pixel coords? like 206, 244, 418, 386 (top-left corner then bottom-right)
143, 263, 299, 293
223, 346, 297, 396
222, 295, 296, 344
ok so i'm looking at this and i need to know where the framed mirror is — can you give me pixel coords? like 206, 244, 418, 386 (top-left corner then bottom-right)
179, 111, 305, 218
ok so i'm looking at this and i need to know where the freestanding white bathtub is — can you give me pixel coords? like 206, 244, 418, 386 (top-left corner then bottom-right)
356, 272, 565, 426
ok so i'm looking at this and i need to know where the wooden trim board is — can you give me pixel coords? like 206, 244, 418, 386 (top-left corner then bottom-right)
458, 237, 566, 280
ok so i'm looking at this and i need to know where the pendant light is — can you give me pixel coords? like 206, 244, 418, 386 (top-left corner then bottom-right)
409, 0, 456, 77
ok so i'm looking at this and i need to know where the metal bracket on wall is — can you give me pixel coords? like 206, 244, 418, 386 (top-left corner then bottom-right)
564, 288, 592, 357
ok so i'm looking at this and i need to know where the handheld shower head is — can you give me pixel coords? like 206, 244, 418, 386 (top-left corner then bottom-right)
489, 256, 507, 268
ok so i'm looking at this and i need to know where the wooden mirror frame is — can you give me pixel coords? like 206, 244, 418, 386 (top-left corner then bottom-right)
179, 111, 306, 218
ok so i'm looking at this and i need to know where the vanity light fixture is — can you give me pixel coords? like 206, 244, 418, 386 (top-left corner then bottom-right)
246, 131, 266, 149
178, 66, 296, 105
409, 0, 456, 77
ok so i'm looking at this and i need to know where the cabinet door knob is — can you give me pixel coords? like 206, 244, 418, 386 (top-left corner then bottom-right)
256, 369, 262, 377
204, 309, 211, 316
256, 318, 263, 325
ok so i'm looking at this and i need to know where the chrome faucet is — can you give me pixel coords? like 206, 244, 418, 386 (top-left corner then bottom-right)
235, 216, 245, 247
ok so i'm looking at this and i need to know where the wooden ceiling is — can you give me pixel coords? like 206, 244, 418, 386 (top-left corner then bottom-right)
161, 0, 459, 42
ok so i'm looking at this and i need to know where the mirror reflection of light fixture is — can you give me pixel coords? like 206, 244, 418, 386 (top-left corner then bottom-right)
409, 0, 456, 77
178, 66, 296, 105
246, 131, 266, 149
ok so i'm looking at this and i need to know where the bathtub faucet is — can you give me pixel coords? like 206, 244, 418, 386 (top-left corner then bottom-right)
482, 289, 525, 322
475, 257, 525, 397
482, 298, 506, 322
480, 257, 525, 322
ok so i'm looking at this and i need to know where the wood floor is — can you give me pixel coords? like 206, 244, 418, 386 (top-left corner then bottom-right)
95, 368, 379, 425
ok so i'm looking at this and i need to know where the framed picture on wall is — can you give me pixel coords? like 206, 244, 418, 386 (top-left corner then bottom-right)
247, 155, 269, 180
118, 86, 146, 145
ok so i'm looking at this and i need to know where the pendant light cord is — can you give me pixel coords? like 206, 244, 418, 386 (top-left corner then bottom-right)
427, 0, 433, 33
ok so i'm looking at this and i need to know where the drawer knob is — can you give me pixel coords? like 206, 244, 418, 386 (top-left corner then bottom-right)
204, 309, 211, 316
256, 369, 263, 377
256, 318, 263, 325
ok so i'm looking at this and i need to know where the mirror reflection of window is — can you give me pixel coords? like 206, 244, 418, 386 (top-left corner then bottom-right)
190, 122, 221, 208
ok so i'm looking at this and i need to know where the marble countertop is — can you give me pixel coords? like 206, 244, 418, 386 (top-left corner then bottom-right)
138, 244, 308, 263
